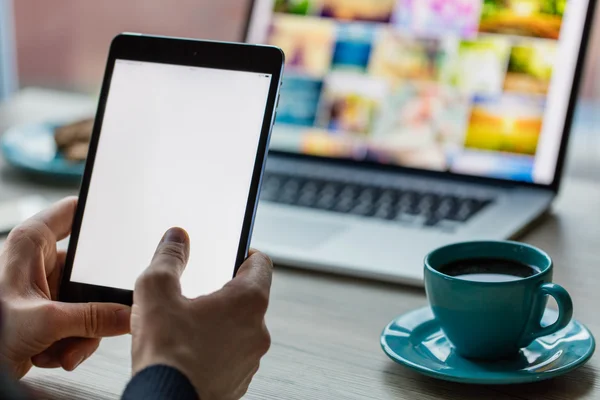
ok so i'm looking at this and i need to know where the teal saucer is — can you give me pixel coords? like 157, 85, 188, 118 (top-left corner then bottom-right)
0, 123, 85, 180
381, 306, 595, 385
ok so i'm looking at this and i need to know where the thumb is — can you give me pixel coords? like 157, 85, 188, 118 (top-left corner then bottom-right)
52, 302, 131, 339
134, 227, 190, 303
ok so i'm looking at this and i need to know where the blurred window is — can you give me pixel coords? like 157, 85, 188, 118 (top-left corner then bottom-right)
12, 0, 249, 93
7, 0, 600, 99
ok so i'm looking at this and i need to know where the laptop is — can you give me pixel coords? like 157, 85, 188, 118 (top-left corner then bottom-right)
245, 0, 597, 286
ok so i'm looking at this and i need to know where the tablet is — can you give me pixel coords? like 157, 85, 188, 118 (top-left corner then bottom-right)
59, 34, 284, 305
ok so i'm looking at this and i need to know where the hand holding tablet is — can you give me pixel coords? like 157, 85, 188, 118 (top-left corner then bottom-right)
130, 227, 273, 398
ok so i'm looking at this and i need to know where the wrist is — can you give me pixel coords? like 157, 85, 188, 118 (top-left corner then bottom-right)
133, 355, 186, 378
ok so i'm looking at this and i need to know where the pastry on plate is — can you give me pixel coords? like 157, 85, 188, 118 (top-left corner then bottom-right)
54, 118, 93, 161
62, 141, 90, 162
54, 118, 93, 149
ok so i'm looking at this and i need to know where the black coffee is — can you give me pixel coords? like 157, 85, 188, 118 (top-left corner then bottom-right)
438, 258, 540, 283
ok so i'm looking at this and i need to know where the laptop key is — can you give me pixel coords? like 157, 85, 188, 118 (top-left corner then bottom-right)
436, 197, 456, 215
403, 205, 421, 216
350, 206, 372, 216
424, 214, 443, 227
374, 205, 394, 219
314, 194, 336, 210
334, 198, 354, 213
394, 209, 417, 223
358, 188, 376, 203
321, 183, 340, 197
297, 192, 317, 207
340, 186, 359, 200
278, 192, 297, 205
302, 181, 320, 194
418, 194, 439, 214
260, 189, 278, 202
378, 190, 397, 203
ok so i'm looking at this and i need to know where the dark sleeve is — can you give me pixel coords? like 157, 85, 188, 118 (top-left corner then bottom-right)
121, 365, 198, 400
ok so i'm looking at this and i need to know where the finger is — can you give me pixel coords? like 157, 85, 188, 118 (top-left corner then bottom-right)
31, 338, 101, 371
28, 196, 78, 243
227, 251, 273, 295
213, 251, 273, 312
55, 250, 68, 267
61, 338, 101, 371
48, 251, 67, 300
150, 228, 190, 278
134, 228, 190, 302
31, 352, 61, 369
2, 197, 77, 279
52, 303, 131, 339
31, 338, 75, 369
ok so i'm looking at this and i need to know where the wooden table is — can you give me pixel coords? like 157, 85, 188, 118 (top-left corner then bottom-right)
1, 90, 599, 399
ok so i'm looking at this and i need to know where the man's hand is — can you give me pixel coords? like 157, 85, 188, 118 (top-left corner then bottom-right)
132, 228, 273, 400
0, 197, 131, 378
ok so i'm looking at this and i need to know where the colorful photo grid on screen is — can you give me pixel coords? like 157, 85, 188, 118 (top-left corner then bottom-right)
268, 0, 567, 182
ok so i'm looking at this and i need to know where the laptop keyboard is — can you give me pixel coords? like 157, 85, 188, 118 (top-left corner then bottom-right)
259, 172, 493, 231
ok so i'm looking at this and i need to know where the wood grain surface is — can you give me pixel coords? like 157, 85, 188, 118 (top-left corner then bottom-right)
0, 91, 598, 399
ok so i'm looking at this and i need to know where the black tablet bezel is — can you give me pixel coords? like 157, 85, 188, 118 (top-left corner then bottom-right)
59, 33, 284, 305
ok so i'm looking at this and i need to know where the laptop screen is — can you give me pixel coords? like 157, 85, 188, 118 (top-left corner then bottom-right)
246, 0, 592, 185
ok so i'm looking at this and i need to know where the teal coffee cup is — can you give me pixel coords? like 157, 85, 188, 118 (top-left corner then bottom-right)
424, 241, 573, 360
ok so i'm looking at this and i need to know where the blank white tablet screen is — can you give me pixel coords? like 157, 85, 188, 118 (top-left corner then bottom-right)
70, 60, 272, 298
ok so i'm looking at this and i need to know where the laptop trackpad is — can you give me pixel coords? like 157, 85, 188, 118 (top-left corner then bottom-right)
253, 213, 345, 249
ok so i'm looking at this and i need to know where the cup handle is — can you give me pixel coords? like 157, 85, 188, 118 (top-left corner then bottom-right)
528, 283, 574, 342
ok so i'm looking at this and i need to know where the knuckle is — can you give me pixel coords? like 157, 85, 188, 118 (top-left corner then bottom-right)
257, 326, 272, 355
40, 303, 62, 334
136, 269, 176, 292
41, 301, 60, 315
6, 222, 48, 251
6, 226, 28, 243
135, 271, 154, 292
82, 303, 100, 336
157, 243, 187, 265
238, 282, 269, 313
253, 251, 274, 271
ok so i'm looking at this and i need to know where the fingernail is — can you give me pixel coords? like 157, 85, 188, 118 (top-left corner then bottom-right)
73, 354, 86, 370
35, 353, 52, 367
163, 228, 188, 244
116, 308, 131, 329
